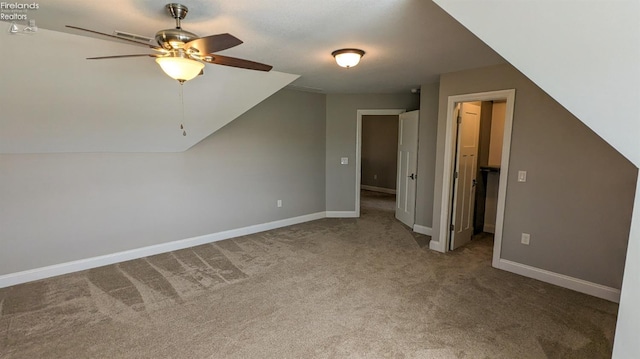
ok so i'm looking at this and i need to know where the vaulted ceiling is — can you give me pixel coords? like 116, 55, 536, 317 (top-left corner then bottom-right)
1, 0, 505, 153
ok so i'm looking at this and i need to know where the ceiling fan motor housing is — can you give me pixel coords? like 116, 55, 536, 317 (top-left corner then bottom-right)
68, 1, 272, 75
155, 28, 199, 50
156, 3, 199, 50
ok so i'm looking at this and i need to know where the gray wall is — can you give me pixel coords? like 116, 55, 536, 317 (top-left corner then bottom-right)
0, 89, 326, 275
475, 101, 493, 233
432, 64, 637, 288
478, 102, 494, 168
361, 115, 398, 190
415, 83, 440, 229
325, 94, 419, 211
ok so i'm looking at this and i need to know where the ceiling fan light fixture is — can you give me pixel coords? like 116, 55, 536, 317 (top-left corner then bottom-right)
155, 56, 204, 82
332, 48, 365, 68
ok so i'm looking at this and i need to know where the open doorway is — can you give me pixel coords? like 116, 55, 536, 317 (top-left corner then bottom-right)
432, 89, 515, 265
361, 114, 400, 196
355, 109, 405, 217
449, 100, 507, 250
359, 113, 401, 216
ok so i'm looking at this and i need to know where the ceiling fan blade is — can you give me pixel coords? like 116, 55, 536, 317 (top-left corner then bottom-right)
203, 54, 272, 72
86, 54, 159, 60
66, 25, 161, 50
184, 33, 243, 55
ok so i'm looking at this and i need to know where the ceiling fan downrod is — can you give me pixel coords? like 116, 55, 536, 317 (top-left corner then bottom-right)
166, 3, 188, 29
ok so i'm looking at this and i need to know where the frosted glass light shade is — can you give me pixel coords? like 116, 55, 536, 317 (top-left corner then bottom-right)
332, 49, 365, 68
155, 57, 205, 82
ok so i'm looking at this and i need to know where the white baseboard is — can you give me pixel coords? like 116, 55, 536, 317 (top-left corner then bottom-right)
413, 225, 433, 236
429, 239, 446, 253
360, 185, 396, 194
326, 211, 358, 218
495, 259, 621, 303
0, 212, 326, 289
483, 224, 495, 233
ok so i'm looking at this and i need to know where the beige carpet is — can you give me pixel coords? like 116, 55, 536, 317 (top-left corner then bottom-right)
0, 191, 617, 358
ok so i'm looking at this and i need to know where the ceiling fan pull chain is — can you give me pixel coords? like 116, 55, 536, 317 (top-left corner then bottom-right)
179, 82, 187, 136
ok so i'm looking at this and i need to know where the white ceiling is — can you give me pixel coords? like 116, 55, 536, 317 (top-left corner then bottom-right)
1, 0, 506, 153
25, 0, 504, 94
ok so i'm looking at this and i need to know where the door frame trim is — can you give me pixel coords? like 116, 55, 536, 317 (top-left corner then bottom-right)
432, 90, 516, 263
356, 109, 406, 217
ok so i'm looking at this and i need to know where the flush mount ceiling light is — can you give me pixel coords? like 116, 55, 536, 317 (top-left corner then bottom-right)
155, 56, 205, 83
332, 48, 365, 68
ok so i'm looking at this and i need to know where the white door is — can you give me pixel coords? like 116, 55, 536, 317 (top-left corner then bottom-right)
450, 103, 480, 250
395, 110, 419, 227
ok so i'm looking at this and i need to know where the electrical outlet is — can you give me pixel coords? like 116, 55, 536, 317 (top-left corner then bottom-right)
277, 200, 282, 208
374, 174, 377, 180
521, 233, 530, 245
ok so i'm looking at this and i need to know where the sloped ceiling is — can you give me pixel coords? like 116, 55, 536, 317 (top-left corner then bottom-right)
0, 28, 298, 153
1, 0, 506, 153
433, 0, 640, 167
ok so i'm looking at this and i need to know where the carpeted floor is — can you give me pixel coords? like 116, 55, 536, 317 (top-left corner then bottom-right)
0, 191, 618, 358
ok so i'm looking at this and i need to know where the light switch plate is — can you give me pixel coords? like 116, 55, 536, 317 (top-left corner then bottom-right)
521, 233, 530, 245
518, 170, 527, 182
341, 157, 349, 165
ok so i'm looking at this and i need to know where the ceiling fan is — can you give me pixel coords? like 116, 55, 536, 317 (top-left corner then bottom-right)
67, 3, 272, 83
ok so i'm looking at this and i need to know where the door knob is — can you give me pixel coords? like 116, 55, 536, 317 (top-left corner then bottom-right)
408, 173, 416, 180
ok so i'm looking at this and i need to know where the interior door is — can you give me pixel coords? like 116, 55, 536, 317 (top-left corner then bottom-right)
395, 110, 419, 227
450, 103, 480, 250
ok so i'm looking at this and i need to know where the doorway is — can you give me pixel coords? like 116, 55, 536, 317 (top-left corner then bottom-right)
433, 90, 515, 264
359, 113, 402, 218
361, 114, 401, 196
449, 101, 507, 250
356, 109, 406, 217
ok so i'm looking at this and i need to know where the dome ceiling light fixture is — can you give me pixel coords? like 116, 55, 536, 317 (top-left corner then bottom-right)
332, 48, 365, 68
155, 53, 205, 82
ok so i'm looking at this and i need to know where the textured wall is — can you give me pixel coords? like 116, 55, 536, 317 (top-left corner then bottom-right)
0, 89, 326, 275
